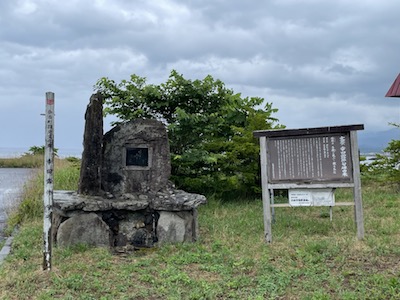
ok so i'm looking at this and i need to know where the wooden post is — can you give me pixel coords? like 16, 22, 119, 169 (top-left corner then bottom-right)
43, 92, 55, 271
350, 131, 364, 240
259, 136, 272, 243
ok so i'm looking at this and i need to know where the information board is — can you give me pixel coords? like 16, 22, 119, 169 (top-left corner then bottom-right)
267, 133, 352, 183
253, 124, 365, 243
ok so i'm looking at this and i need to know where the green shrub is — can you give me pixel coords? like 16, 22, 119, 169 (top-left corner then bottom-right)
363, 124, 399, 189
95, 70, 283, 199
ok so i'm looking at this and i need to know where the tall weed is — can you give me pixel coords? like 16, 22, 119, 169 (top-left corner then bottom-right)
0, 155, 44, 168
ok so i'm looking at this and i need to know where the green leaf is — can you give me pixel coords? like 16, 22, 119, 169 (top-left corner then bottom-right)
94, 70, 283, 199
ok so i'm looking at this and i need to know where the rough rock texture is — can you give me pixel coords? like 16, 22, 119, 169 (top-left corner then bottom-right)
102, 119, 171, 196
157, 211, 194, 244
78, 93, 103, 195
152, 189, 207, 211
117, 212, 156, 248
54, 190, 206, 213
56, 213, 112, 248
52, 213, 65, 245
54, 191, 149, 215
53, 190, 205, 248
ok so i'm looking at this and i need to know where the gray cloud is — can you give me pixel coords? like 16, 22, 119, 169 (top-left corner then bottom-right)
0, 0, 399, 152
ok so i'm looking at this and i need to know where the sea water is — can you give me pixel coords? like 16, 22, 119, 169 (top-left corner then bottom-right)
0, 168, 36, 236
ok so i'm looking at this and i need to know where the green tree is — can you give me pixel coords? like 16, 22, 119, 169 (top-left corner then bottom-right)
95, 70, 282, 199
364, 123, 400, 190
25, 145, 58, 156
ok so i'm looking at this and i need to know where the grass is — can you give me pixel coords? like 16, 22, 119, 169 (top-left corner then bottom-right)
0, 154, 44, 168
0, 162, 400, 299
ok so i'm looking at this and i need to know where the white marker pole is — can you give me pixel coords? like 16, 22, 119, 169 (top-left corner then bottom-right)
43, 92, 55, 271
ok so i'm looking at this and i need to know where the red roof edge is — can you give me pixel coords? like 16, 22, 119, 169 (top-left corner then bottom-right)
385, 73, 400, 97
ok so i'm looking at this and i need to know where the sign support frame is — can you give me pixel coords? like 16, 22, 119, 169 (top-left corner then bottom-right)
350, 130, 364, 240
260, 136, 272, 243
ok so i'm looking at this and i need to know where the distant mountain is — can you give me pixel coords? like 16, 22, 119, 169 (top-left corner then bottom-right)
358, 128, 399, 153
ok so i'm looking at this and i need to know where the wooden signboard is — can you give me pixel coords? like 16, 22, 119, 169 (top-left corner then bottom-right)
267, 133, 352, 183
254, 124, 364, 243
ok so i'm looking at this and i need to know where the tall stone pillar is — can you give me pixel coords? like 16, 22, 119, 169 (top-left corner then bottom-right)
78, 93, 104, 195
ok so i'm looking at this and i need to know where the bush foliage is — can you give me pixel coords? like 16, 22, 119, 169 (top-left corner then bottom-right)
95, 70, 282, 198
25, 145, 58, 156
362, 123, 400, 189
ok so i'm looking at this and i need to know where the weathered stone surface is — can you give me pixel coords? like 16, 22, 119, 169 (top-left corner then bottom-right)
52, 212, 65, 243
78, 93, 103, 195
130, 228, 154, 248
119, 212, 146, 240
54, 190, 149, 212
157, 211, 194, 244
54, 191, 86, 211
114, 211, 158, 247
54, 189, 205, 247
102, 119, 171, 195
151, 189, 207, 211
57, 213, 112, 248
54, 189, 206, 213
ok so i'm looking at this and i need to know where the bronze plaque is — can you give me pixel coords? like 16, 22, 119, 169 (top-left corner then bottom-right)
267, 133, 353, 183
126, 148, 149, 167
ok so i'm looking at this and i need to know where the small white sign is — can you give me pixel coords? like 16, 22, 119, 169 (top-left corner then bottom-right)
289, 189, 335, 207
289, 190, 312, 206
312, 189, 335, 206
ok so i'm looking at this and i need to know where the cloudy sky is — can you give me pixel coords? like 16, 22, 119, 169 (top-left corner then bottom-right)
1, 0, 399, 155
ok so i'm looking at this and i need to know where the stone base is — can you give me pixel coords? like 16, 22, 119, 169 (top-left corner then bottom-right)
53, 190, 206, 249
57, 213, 112, 248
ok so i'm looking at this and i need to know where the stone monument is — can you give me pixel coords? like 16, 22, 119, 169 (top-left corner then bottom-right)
53, 94, 206, 250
